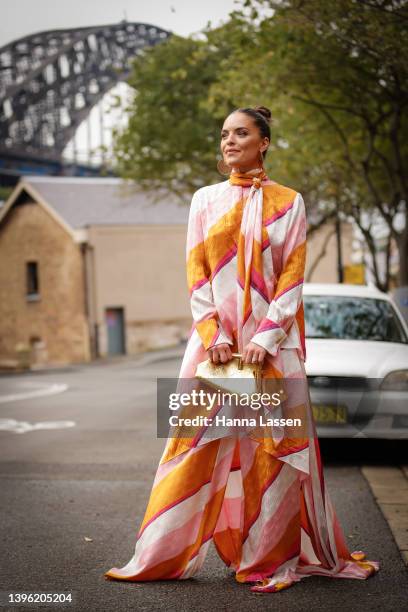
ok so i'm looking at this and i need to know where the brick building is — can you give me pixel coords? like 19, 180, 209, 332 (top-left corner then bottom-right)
0, 177, 191, 368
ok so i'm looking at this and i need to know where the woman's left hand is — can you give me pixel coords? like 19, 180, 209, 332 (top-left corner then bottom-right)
242, 341, 266, 365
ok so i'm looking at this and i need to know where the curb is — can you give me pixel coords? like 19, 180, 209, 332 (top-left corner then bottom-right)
361, 465, 408, 567
0, 344, 187, 376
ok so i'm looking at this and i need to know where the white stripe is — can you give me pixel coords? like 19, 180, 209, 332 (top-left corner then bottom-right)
179, 539, 211, 579
240, 463, 298, 568
136, 439, 235, 552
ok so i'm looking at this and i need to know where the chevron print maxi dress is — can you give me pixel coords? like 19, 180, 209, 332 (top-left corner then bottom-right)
104, 168, 379, 593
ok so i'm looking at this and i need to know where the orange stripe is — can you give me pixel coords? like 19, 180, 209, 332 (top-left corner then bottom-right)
205, 214, 238, 272
276, 241, 306, 291
251, 238, 264, 275
186, 240, 210, 291
236, 509, 301, 581
135, 476, 229, 580
262, 184, 298, 222
213, 527, 243, 568
242, 445, 283, 538
237, 230, 246, 278
195, 317, 219, 350
141, 439, 221, 530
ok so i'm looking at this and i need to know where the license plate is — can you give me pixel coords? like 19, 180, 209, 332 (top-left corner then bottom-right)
312, 403, 348, 424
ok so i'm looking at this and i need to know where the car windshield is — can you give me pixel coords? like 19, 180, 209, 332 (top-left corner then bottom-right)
304, 295, 408, 343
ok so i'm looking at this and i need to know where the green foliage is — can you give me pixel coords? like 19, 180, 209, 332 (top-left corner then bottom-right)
112, 34, 232, 200
111, 0, 407, 284
0, 186, 13, 202
240, 0, 408, 286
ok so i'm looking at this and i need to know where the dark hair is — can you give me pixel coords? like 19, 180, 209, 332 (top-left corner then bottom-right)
233, 106, 272, 159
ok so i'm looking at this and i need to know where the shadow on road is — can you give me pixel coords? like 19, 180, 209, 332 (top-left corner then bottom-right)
319, 438, 407, 465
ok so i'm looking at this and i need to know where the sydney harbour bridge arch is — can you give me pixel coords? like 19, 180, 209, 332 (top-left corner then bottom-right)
0, 21, 172, 184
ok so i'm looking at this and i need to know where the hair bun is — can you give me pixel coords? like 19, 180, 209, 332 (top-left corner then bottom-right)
253, 105, 272, 124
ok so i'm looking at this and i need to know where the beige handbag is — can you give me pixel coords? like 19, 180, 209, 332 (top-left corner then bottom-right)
195, 352, 263, 396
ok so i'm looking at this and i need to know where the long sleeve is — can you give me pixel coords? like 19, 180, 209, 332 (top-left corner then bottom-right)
186, 189, 234, 351
251, 192, 307, 356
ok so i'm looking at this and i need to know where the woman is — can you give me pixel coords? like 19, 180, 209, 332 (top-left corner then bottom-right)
104, 105, 379, 593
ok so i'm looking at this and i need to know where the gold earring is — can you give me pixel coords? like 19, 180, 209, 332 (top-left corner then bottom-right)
217, 158, 232, 176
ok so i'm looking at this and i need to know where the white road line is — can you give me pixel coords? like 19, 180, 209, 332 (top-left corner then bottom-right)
0, 383, 68, 404
0, 419, 76, 434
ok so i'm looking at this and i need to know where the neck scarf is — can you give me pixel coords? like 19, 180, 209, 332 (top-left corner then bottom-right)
228, 166, 269, 352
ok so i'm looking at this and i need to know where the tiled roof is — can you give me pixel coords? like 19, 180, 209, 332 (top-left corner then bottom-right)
21, 176, 190, 228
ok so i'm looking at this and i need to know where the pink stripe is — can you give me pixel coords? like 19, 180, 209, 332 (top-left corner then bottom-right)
243, 545, 301, 583
197, 312, 218, 324
137, 451, 237, 572
190, 277, 208, 294
139, 443, 235, 538
243, 463, 284, 542
243, 306, 252, 327
250, 282, 269, 303
189, 395, 227, 448
256, 318, 280, 334
185, 529, 215, 566
138, 477, 212, 537
237, 276, 245, 291
264, 200, 294, 227
250, 267, 269, 302
274, 277, 303, 301
274, 441, 309, 459
214, 497, 243, 532
244, 480, 301, 563
155, 444, 201, 486
297, 559, 379, 579
141, 513, 212, 578
244, 226, 254, 269
211, 245, 237, 280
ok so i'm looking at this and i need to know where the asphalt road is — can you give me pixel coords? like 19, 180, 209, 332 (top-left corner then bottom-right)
0, 349, 407, 612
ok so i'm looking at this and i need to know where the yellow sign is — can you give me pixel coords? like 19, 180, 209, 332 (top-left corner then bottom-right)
343, 264, 365, 284
312, 404, 348, 424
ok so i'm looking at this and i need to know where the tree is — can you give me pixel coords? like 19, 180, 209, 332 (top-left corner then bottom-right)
111, 33, 238, 201
234, 0, 408, 286
112, 0, 408, 287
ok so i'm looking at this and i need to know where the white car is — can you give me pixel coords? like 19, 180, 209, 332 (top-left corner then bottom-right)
303, 283, 408, 438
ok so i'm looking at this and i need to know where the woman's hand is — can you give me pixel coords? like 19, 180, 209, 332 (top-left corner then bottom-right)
242, 341, 266, 365
208, 343, 233, 364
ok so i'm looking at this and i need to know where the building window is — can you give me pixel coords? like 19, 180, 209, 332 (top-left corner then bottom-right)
26, 261, 40, 300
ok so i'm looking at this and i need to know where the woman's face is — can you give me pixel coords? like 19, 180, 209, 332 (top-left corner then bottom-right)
220, 112, 269, 173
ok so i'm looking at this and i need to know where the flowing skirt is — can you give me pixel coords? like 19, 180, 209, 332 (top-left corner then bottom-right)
104, 336, 379, 593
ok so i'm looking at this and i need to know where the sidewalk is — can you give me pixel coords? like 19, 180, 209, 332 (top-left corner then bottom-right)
0, 343, 187, 376
362, 465, 408, 567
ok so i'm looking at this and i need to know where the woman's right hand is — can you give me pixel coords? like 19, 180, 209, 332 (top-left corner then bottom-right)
208, 343, 233, 365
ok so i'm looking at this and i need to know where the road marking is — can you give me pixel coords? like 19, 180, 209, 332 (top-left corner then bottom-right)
0, 419, 76, 434
0, 382, 68, 404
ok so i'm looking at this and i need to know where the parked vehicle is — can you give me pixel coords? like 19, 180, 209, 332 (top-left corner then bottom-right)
303, 283, 408, 438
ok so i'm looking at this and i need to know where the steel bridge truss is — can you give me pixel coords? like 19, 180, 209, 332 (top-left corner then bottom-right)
0, 21, 171, 161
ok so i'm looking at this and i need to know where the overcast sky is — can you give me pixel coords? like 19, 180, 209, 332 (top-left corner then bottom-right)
0, 0, 246, 164
0, 0, 241, 46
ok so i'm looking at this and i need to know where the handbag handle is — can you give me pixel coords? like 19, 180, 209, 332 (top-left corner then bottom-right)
231, 352, 244, 369
231, 352, 262, 374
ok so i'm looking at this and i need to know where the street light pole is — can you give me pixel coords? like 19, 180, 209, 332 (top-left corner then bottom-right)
335, 205, 344, 283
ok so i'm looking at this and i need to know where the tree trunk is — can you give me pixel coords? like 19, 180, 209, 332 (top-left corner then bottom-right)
397, 220, 408, 286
